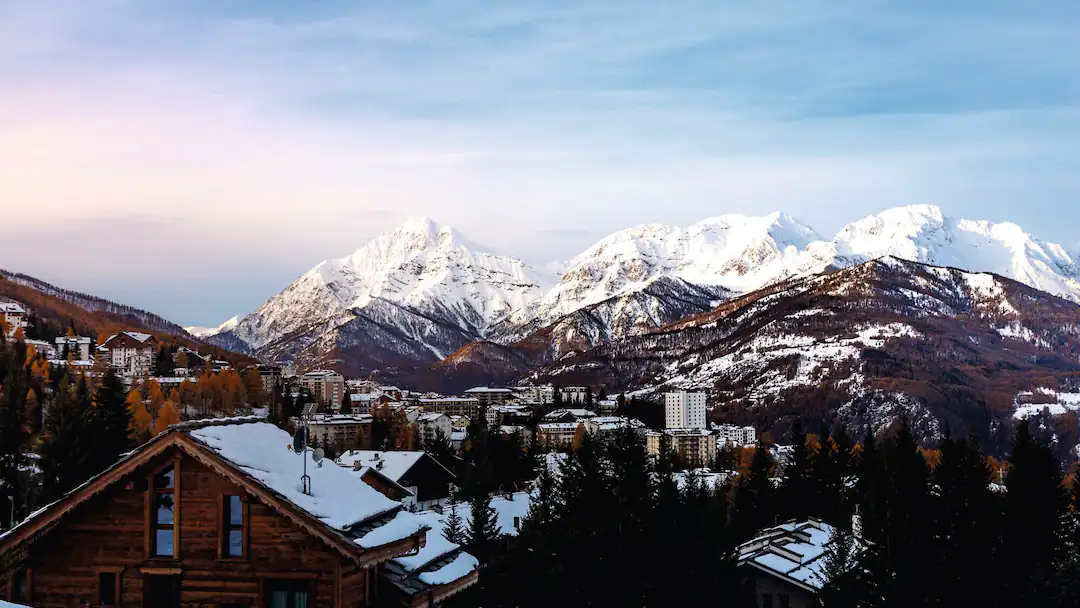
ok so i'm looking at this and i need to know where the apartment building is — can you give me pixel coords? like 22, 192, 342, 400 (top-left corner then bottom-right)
98, 331, 157, 377
646, 428, 717, 468
664, 391, 708, 430
54, 336, 93, 361
298, 370, 346, 407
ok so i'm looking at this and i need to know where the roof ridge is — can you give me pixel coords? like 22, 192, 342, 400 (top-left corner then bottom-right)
170, 415, 267, 431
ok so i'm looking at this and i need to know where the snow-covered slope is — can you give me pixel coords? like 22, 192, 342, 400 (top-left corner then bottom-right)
492, 212, 826, 344
185, 315, 240, 338
207, 218, 551, 372
494, 205, 1080, 354
829, 204, 1080, 300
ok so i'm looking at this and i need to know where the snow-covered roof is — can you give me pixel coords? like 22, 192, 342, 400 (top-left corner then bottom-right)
1, 601, 32, 608
463, 386, 513, 393
737, 519, 856, 592
538, 422, 581, 432
338, 450, 426, 483
187, 422, 402, 530
417, 412, 447, 422
0, 302, 26, 314
307, 414, 373, 426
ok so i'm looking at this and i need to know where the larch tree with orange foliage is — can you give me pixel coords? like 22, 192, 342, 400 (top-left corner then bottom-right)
154, 399, 181, 435
127, 387, 153, 444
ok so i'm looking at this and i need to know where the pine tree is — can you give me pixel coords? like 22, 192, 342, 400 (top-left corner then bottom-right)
39, 374, 92, 500
819, 526, 869, 608
443, 498, 466, 545
339, 390, 352, 415
0, 351, 29, 526
730, 444, 776, 540
87, 366, 132, 476
465, 492, 501, 562
1004, 419, 1069, 604
778, 420, 813, 521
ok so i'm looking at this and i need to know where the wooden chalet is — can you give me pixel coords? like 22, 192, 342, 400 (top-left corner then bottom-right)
338, 453, 456, 512
0, 418, 478, 607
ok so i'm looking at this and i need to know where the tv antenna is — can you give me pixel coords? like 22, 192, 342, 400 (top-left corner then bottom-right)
290, 411, 324, 496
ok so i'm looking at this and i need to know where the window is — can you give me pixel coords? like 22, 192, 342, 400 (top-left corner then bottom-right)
222, 494, 246, 558
98, 571, 120, 607
152, 465, 177, 558
9, 567, 29, 603
266, 580, 310, 608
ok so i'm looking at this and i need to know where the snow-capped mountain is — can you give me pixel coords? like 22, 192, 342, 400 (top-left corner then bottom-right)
204, 218, 552, 374
185, 315, 240, 338
494, 205, 1080, 357
490, 212, 826, 346
531, 256, 1080, 456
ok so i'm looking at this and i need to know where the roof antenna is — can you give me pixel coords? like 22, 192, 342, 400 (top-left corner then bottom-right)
292, 407, 325, 496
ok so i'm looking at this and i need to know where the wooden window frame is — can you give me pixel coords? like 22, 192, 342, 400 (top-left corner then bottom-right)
6, 566, 31, 604
146, 457, 181, 560
94, 566, 124, 607
218, 493, 249, 560
259, 575, 317, 608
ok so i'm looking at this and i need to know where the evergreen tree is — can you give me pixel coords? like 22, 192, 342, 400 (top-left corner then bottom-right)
0, 348, 29, 526
87, 367, 132, 476
39, 374, 93, 500
1004, 419, 1069, 604
339, 390, 352, 414
427, 427, 457, 473
465, 492, 501, 562
819, 526, 870, 608
778, 420, 813, 521
443, 498, 466, 545
879, 416, 933, 607
730, 444, 776, 540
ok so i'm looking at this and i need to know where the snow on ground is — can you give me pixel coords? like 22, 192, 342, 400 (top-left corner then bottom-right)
1012, 389, 1080, 419
996, 323, 1052, 349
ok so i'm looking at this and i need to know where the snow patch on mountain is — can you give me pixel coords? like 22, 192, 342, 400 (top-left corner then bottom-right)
185, 315, 240, 338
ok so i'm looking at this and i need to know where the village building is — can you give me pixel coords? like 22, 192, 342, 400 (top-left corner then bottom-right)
462, 387, 514, 407
255, 364, 283, 396
737, 519, 858, 608
559, 386, 589, 404
416, 397, 480, 420
54, 336, 93, 361
297, 370, 346, 407
307, 414, 374, 454
98, 331, 157, 378
583, 416, 646, 442
0, 418, 478, 607
348, 393, 391, 415
378, 386, 403, 401
484, 404, 532, 428
541, 408, 596, 423
595, 398, 619, 416
416, 413, 453, 446
511, 385, 554, 404
0, 302, 27, 339
715, 424, 758, 446
537, 422, 581, 449
664, 390, 707, 430
646, 428, 717, 468
339, 451, 456, 512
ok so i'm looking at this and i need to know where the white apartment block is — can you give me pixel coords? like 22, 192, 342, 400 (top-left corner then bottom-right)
538, 422, 581, 449
665, 391, 707, 430
417, 412, 453, 444
715, 424, 758, 446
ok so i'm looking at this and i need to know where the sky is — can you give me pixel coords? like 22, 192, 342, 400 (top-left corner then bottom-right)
1, 0, 1079, 326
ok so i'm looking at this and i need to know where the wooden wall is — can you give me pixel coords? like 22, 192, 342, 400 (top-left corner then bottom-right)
7, 448, 362, 607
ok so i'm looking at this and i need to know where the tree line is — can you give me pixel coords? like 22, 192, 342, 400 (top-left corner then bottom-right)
447, 417, 1080, 607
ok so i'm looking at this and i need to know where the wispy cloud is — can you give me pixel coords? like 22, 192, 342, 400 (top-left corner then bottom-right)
1, 1, 1079, 323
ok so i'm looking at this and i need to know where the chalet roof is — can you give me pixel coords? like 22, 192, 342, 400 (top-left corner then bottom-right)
101, 331, 155, 348
417, 412, 447, 422
737, 519, 858, 593
339, 450, 454, 483
0, 302, 26, 314
382, 493, 529, 602
0, 418, 427, 569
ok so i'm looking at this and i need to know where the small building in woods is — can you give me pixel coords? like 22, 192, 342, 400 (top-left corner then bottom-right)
0, 418, 478, 607
737, 519, 856, 608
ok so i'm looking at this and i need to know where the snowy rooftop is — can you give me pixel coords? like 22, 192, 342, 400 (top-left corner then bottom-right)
737, 519, 854, 592
463, 386, 513, 393
338, 450, 426, 483
186, 422, 402, 530
538, 422, 581, 432
0, 302, 26, 314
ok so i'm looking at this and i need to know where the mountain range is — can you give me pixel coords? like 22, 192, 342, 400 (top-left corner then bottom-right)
192, 205, 1080, 376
